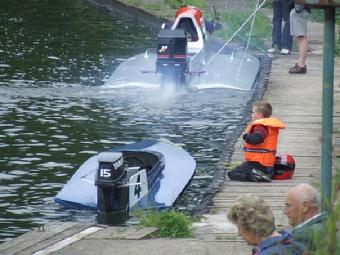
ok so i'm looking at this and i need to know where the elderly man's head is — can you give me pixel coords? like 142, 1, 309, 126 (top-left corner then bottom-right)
284, 183, 320, 227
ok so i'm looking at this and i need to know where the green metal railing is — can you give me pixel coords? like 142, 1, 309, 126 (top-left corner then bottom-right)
321, 6, 336, 212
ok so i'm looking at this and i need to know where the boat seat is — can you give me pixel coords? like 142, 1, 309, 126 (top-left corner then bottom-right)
177, 18, 198, 42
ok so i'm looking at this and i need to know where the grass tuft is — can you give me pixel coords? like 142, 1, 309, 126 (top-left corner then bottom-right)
134, 209, 194, 238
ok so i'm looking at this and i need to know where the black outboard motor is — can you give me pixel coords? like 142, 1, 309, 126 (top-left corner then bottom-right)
95, 152, 128, 214
156, 29, 188, 86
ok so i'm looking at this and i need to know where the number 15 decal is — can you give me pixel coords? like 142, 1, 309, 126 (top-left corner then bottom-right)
100, 169, 111, 178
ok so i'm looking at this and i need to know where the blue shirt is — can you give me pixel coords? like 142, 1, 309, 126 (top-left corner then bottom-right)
252, 231, 304, 255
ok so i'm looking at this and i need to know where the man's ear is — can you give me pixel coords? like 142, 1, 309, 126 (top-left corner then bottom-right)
301, 201, 310, 214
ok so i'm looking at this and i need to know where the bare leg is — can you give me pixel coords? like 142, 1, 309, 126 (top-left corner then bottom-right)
296, 36, 308, 67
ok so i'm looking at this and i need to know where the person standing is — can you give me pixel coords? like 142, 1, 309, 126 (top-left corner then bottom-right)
267, 0, 293, 55
289, 4, 310, 74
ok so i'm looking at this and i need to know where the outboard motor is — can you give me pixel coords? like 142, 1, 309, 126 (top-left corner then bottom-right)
95, 152, 128, 214
156, 29, 188, 86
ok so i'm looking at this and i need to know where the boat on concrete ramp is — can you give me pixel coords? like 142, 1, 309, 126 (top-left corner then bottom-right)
104, 5, 260, 91
55, 139, 196, 214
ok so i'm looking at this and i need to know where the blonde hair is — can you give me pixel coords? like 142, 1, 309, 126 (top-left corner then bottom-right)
254, 101, 272, 118
227, 194, 275, 238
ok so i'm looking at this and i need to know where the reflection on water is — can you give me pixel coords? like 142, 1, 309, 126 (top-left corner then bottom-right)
0, 0, 257, 244
0, 0, 155, 85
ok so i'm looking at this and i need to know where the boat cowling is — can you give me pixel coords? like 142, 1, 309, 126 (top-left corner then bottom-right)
95, 152, 125, 187
156, 29, 188, 86
95, 152, 128, 213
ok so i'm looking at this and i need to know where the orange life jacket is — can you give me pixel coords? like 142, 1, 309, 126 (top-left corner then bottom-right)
243, 118, 285, 167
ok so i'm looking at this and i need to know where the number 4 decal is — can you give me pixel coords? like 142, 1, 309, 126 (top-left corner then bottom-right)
134, 174, 141, 198
129, 170, 148, 209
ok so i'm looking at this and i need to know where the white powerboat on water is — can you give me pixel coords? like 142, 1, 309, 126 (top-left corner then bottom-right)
106, 5, 216, 87
104, 5, 260, 90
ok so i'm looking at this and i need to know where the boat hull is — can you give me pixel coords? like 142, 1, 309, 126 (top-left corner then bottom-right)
55, 139, 196, 211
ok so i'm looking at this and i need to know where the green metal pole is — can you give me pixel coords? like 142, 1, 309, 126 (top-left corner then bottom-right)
321, 7, 335, 212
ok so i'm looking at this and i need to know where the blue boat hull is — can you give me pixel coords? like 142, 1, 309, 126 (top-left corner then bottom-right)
55, 139, 196, 211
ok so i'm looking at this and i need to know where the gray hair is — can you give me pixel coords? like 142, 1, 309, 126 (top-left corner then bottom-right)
294, 183, 321, 208
227, 194, 275, 238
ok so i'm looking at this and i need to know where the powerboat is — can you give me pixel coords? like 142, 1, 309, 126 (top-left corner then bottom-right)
105, 5, 216, 88
104, 5, 260, 90
55, 139, 196, 214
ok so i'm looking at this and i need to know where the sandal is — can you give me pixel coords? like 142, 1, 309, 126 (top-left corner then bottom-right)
289, 63, 307, 74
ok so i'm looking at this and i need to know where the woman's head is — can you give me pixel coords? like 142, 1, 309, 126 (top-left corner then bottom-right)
227, 194, 275, 245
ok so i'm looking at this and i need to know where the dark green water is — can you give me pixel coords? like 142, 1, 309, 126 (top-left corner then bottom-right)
0, 0, 257, 243
0, 0, 155, 85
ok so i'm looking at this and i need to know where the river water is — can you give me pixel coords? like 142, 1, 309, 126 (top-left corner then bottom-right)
0, 0, 262, 243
